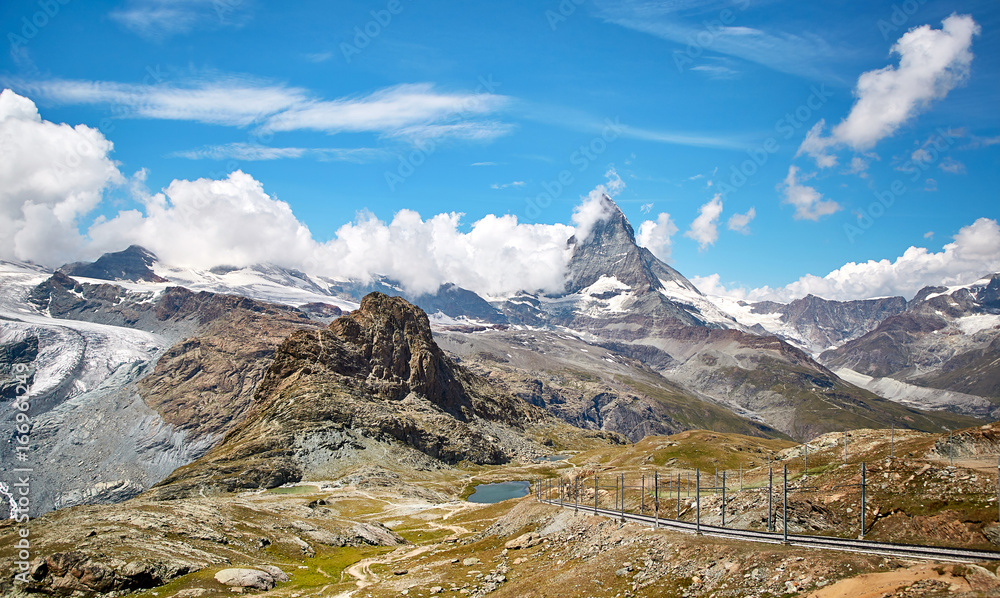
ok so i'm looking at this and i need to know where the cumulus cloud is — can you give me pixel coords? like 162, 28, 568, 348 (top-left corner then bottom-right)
319, 211, 573, 296
684, 194, 723, 250
727, 207, 756, 234
779, 166, 841, 221
88, 171, 319, 269
84, 170, 581, 297
693, 217, 1000, 302
636, 213, 678, 261
797, 15, 979, 166
0, 90, 124, 266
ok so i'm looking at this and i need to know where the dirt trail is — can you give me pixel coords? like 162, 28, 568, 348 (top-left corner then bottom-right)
343, 544, 434, 588
806, 564, 971, 598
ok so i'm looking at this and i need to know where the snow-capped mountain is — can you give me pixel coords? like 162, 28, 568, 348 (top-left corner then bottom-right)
821, 274, 1000, 418
708, 293, 907, 356
497, 194, 740, 333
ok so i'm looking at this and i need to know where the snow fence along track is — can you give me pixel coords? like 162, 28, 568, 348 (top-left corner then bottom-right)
539, 499, 1000, 564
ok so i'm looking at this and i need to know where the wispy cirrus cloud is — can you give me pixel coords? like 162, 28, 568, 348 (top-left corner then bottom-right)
169, 143, 387, 162
10, 77, 512, 145
593, 0, 838, 79
109, 0, 250, 40
265, 83, 509, 137
15, 76, 307, 126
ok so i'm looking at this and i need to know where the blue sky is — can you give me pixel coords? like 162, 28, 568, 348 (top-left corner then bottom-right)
2, 0, 999, 300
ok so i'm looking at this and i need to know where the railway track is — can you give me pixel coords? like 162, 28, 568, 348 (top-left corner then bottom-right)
540, 499, 1000, 563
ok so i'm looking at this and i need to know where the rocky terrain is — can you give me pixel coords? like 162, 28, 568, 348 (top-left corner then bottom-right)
4, 425, 1000, 597
437, 328, 782, 441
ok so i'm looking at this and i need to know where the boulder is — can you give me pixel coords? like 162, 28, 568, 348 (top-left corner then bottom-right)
214, 568, 277, 590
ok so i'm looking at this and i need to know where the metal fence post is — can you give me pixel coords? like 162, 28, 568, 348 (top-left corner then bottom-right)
861, 462, 866, 539
621, 474, 625, 521
768, 465, 773, 532
782, 465, 788, 544
654, 472, 659, 527
595, 474, 599, 513
721, 471, 726, 527
641, 474, 645, 514
696, 468, 701, 535
844, 431, 848, 465
804, 444, 808, 478
677, 473, 681, 520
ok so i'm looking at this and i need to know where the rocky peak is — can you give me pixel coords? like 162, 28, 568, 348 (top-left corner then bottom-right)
58, 245, 167, 283
564, 195, 664, 295
308, 293, 471, 414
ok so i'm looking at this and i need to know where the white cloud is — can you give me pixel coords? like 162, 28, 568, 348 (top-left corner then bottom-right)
109, 0, 248, 39
727, 207, 755, 234
88, 171, 319, 269
779, 166, 841, 221
636, 213, 679, 261
684, 194, 723, 250
797, 15, 979, 166
911, 148, 932, 164
595, 0, 836, 79
15, 78, 511, 144
0, 90, 124, 266
571, 167, 625, 242
319, 211, 574, 297
490, 181, 526, 190
694, 218, 1000, 302
264, 83, 509, 138
169, 143, 385, 162
938, 157, 966, 174
924, 231, 934, 239
304, 52, 333, 64
19, 77, 308, 127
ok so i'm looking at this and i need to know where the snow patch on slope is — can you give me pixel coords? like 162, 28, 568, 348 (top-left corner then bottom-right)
835, 367, 996, 417
953, 314, 1000, 335
657, 278, 742, 329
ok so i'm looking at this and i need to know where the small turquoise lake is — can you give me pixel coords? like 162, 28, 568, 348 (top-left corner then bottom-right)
466, 480, 531, 503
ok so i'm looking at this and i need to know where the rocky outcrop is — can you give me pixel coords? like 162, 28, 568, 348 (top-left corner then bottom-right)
148, 294, 551, 498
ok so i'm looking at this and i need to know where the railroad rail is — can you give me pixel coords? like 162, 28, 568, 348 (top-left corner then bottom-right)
540, 499, 1000, 563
